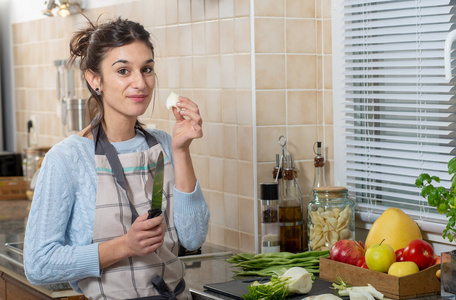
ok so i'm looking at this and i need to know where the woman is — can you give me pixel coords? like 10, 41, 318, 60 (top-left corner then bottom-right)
24, 17, 209, 300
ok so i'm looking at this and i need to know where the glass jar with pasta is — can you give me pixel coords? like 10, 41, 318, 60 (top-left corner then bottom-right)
307, 186, 355, 251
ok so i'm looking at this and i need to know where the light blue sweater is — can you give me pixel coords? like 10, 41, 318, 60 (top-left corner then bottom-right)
24, 129, 209, 292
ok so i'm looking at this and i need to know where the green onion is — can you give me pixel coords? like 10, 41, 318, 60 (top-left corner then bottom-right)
226, 250, 329, 277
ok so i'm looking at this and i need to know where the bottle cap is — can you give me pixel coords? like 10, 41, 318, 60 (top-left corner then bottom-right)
260, 182, 279, 200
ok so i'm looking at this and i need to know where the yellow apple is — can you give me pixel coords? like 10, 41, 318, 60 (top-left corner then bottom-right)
388, 261, 419, 277
365, 241, 396, 272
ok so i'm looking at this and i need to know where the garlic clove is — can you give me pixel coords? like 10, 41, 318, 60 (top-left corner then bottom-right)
166, 92, 180, 110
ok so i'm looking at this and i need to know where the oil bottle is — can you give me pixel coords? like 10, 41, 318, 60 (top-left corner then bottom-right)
278, 156, 304, 253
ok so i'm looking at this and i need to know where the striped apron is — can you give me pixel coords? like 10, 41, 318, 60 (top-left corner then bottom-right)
78, 124, 191, 300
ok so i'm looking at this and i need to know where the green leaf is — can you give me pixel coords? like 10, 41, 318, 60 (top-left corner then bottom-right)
416, 173, 431, 187
421, 187, 427, 198
449, 158, 456, 175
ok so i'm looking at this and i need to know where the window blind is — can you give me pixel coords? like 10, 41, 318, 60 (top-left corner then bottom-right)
341, 0, 456, 224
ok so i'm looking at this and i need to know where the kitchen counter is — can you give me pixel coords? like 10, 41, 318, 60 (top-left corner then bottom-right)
0, 200, 447, 299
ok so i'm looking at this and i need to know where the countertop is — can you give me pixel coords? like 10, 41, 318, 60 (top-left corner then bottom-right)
0, 200, 447, 300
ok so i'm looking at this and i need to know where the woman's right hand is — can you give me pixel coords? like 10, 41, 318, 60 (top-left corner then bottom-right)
99, 213, 166, 269
125, 213, 166, 257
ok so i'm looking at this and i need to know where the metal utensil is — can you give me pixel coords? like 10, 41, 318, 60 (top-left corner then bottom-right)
148, 151, 164, 219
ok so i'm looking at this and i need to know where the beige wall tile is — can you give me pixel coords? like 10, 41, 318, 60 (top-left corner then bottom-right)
234, 17, 251, 53
224, 193, 239, 229
167, 57, 180, 88
206, 89, 222, 123
209, 224, 226, 245
178, 0, 192, 23
324, 125, 334, 160
178, 24, 192, 56
166, 0, 179, 24
254, 0, 284, 17
236, 90, 252, 125
316, 55, 322, 90
255, 18, 284, 53
316, 0, 322, 19
223, 125, 238, 159
235, 0, 250, 16
287, 125, 318, 160
324, 91, 333, 125
220, 0, 235, 18
240, 232, 255, 253
221, 90, 237, 124
286, 0, 315, 18
256, 126, 286, 162
205, 20, 220, 54
190, 134, 209, 156
166, 26, 179, 57
323, 19, 332, 55
322, 0, 332, 19
238, 125, 253, 161
238, 161, 254, 197
142, 1, 157, 27
179, 57, 193, 88
256, 91, 286, 126
205, 0, 220, 20
150, 27, 168, 57
192, 155, 209, 189
192, 56, 207, 88
208, 123, 224, 156
235, 54, 251, 89
220, 19, 235, 53
239, 196, 254, 233
316, 20, 322, 54
224, 159, 239, 193
192, 22, 206, 56
206, 55, 221, 88
287, 55, 317, 89
192, 0, 205, 21
255, 55, 285, 89
209, 157, 224, 191
225, 229, 240, 249
287, 91, 318, 125
317, 91, 324, 124
324, 55, 332, 89
154, 0, 167, 26
257, 163, 275, 188
286, 19, 316, 54
221, 54, 236, 89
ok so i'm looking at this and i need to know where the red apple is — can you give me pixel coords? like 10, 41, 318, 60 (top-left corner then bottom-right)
330, 240, 366, 266
356, 256, 369, 269
395, 248, 405, 262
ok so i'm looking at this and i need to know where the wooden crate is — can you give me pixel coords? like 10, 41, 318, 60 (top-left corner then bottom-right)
0, 177, 29, 200
319, 257, 441, 299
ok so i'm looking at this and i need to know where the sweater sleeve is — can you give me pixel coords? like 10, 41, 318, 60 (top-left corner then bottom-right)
173, 181, 210, 250
24, 153, 100, 285
149, 129, 210, 250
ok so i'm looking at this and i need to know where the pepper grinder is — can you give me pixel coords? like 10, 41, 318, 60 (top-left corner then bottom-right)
260, 182, 280, 253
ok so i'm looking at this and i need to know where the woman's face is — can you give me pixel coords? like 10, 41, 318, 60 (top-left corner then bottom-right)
97, 41, 155, 122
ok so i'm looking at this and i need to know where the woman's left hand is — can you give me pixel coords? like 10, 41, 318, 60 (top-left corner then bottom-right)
171, 96, 203, 151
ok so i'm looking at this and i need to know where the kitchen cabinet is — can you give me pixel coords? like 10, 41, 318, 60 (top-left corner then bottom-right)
0, 271, 86, 300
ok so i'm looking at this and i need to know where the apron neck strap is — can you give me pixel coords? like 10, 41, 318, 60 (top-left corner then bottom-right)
90, 120, 160, 223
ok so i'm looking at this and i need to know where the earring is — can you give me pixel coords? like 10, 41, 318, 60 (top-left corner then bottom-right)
95, 88, 101, 96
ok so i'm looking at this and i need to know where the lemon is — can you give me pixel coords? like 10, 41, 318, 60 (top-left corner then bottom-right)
388, 261, 420, 277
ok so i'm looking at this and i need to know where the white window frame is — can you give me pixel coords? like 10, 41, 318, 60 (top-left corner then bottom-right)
331, 0, 456, 253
